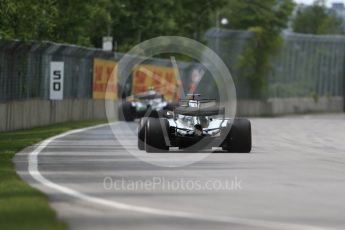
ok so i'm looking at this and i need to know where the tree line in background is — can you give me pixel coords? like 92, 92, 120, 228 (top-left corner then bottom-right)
0, 0, 344, 98
293, 0, 345, 35
219, 0, 295, 97
0, 0, 225, 51
217, 0, 344, 97
1, 0, 344, 50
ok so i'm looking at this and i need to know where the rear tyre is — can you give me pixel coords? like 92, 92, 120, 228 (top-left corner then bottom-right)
145, 118, 170, 153
223, 118, 252, 153
120, 102, 135, 121
138, 118, 147, 150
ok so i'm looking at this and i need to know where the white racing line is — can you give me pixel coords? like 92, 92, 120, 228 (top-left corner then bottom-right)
28, 124, 335, 230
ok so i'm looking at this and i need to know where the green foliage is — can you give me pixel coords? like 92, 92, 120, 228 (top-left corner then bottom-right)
293, 1, 344, 35
220, 0, 294, 98
0, 0, 226, 50
173, 0, 226, 41
0, 0, 296, 98
88, 0, 113, 47
110, 0, 226, 51
221, 0, 294, 32
53, 0, 113, 46
110, 0, 178, 51
0, 0, 57, 41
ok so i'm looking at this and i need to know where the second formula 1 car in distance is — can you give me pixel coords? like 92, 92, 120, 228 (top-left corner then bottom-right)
138, 95, 252, 153
119, 90, 178, 122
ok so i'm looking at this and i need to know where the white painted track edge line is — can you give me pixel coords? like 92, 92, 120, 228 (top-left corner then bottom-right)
26, 123, 336, 230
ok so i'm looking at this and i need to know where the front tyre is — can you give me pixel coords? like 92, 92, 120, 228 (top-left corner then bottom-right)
223, 118, 252, 153
145, 118, 170, 153
138, 118, 147, 150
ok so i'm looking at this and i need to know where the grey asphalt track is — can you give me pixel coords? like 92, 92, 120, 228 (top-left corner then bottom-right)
14, 114, 345, 230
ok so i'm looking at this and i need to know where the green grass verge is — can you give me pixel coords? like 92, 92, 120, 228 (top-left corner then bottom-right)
0, 120, 107, 230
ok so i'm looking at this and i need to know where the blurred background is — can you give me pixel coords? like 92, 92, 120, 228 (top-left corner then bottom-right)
0, 0, 344, 131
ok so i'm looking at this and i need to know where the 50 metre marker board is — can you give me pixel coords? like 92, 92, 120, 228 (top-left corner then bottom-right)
50, 62, 64, 100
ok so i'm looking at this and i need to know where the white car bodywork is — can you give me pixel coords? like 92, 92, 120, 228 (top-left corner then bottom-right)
132, 98, 168, 112
129, 90, 168, 113
167, 99, 229, 137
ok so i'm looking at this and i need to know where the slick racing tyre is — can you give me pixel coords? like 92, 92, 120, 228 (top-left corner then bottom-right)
138, 118, 147, 150
223, 118, 252, 153
145, 118, 170, 153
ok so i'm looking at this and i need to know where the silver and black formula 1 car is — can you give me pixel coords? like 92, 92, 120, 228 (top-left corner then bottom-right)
119, 90, 178, 121
138, 95, 252, 153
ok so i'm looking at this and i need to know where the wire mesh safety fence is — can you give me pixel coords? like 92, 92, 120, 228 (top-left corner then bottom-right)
269, 33, 345, 98
0, 41, 115, 101
0, 40, 195, 101
1, 30, 345, 101
204, 28, 253, 99
205, 28, 345, 99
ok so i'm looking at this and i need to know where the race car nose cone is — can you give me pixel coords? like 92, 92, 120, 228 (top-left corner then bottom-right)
194, 124, 203, 136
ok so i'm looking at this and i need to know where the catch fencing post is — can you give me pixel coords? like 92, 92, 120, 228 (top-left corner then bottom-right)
341, 43, 345, 112
343, 54, 345, 112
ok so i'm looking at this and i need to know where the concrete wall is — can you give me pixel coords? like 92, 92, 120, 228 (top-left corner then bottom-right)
0, 99, 107, 132
0, 97, 343, 132
237, 97, 344, 117
237, 100, 272, 117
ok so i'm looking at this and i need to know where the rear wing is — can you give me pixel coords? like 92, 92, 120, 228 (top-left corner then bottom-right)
179, 99, 218, 108
174, 106, 225, 117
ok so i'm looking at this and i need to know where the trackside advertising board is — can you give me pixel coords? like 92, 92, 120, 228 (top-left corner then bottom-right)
132, 64, 177, 101
50, 62, 64, 100
93, 59, 118, 100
